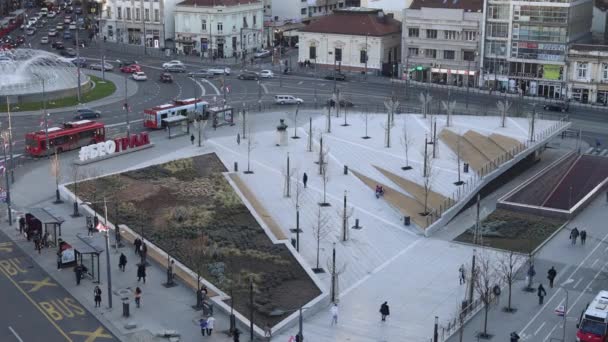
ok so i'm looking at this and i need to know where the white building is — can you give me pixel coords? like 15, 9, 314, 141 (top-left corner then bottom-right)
298, 8, 401, 73
401, 0, 483, 87
100, 0, 178, 48
592, 0, 608, 41
360, 0, 410, 21
174, 0, 264, 58
266, 0, 346, 24
567, 44, 608, 104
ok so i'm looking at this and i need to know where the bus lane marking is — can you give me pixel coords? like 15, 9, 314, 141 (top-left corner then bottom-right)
39, 297, 86, 321
20, 277, 57, 292
70, 327, 113, 342
0, 258, 28, 276
0, 241, 13, 252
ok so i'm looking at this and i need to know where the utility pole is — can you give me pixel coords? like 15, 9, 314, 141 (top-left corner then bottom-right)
331, 242, 336, 302
98, 2, 105, 81
143, 19, 147, 55
466, 59, 471, 109
423, 135, 429, 178
342, 191, 348, 241
2, 130, 12, 226
42, 78, 50, 159
75, 13, 82, 102
7, 101, 14, 184
364, 33, 368, 79
467, 249, 476, 307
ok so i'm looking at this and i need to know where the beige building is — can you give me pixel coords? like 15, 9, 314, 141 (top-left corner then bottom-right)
567, 44, 608, 104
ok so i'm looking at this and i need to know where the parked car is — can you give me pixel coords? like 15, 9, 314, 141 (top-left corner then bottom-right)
60, 48, 77, 57
162, 60, 183, 69
47, 11, 56, 18
64, 16, 72, 24
188, 69, 215, 78
56, 23, 64, 30
132, 71, 147, 81
120, 64, 142, 73
324, 72, 347, 81
254, 49, 271, 58
73, 108, 101, 120
16, 35, 25, 45
89, 62, 114, 71
259, 70, 274, 78
48, 28, 57, 36
275, 95, 303, 105
327, 98, 354, 108
25, 27, 36, 35
237, 71, 258, 80
208, 67, 231, 75
40, 36, 49, 44
68, 23, 76, 30
164, 64, 186, 73
543, 102, 569, 112
62, 31, 72, 40
51, 40, 65, 49
159, 72, 173, 83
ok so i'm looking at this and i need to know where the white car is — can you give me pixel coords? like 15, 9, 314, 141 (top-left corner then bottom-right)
275, 95, 303, 105
48, 28, 57, 36
40, 36, 49, 44
259, 70, 274, 78
208, 67, 231, 75
69, 23, 76, 30
162, 60, 183, 68
132, 72, 147, 81
48, 11, 56, 18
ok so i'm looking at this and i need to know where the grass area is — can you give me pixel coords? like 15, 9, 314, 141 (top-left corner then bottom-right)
8, 75, 116, 112
454, 209, 565, 253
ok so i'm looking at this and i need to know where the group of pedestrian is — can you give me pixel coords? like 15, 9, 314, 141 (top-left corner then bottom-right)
536, 266, 559, 305
569, 227, 587, 245
198, 315, 216, 336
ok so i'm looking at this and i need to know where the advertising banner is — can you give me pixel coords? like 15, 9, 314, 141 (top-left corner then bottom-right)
544, 65, 561, 80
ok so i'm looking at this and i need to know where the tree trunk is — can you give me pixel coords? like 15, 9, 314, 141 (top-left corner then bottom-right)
508, 281, 512, 310
316, 237, 320, 269
483, 299, 489, 335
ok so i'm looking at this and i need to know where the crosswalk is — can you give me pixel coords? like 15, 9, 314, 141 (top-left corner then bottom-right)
585, 147, 608, 156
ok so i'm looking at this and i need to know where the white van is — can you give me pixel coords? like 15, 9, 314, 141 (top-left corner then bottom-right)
275, 95, 303, 105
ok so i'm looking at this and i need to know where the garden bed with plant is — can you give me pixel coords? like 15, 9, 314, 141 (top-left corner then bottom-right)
454, 209, 565, 253
68, 153, 321, 326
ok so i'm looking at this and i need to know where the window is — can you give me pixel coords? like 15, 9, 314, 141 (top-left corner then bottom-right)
603, 64, 608, 80
444, 31, 458, 40
335, 48, 342, 61
243, 17, 248, 28
463, 50, 476, 61
488, 4, 509, 20
577, 62, 588, 79
360, 50, 367, 63
463, 31, 477, 41
309, 46, 316, 59
201, 19, 206, 31
144, 9, 149, 21
135, 8, 140, 21
407, 47, 419, 56
117, 6, 122, 19
217, 22, 223, 32
106, 6, 111, 19
126, 7, 131, 20
253, 15, 256, 26
486, 22, 508, 38
301, 8, 306, 15
408, 27, 419, 37
443, 50, 455, 60
426, 29, 437, 39
154, 9, 159, 21
425, 49, 436, 58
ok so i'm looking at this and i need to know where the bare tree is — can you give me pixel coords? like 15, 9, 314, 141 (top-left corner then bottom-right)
317, 133, 329, 175
497, 251, 523, 313
241, 108, 248, 139
454, 133, 464, 185
337, 191, 354, 241
497, 100, 511, 128
319, 161, 331, 207
326, 105, 332, 133
474, 252, 498, 339
312, 206, 330, 273
291, 172, 304, 248
360, 113, 375, 139
442, 99, 456, 127
422, 158, 435, 216
307, 117, 313, 152
50, 151, 63, 203
400, 119, 413, 170
292, 104, 300, 139
282, 155, 296, 198
419, 92, 432, 119
244, 127, 256, 174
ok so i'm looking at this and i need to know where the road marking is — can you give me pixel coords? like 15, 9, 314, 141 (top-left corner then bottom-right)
0, 242, 13, 252
0, 264, 73, 341
591, 258, 599, 267
70, 327, 113, 342
534, 321, 546, 335
201, 78, 220, 95
8, 326, 24, 342
542, 324, 559, 342
190, 78, 205, 96
20, 277, 57, 293
573, 278, 583, 289
261, 83, 269, 94
297, 81, 303, 85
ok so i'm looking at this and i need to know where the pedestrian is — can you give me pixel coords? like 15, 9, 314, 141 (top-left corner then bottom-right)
380, 301, 390, 321
134, 238, 142, 255
199, 318, 207, 336
537, 284, 546, 305
74, 264, 83, 285
547, 266, 557, 288
18, 216, 25, 234
206, 315, 215, 335
581, 230, 587, 245
134, 287, 142, 308
141, 243, 148, 262
34, 234, 41, 254
233, 329, 240, 342
137, 263, 146, 283
94, 286, 102, 307
303, 172, 308, 188
570, 227, 579, 245
330, 303, 338, 325
119, 253, 127, 272
57, 250, 62, 270
264, 323, 271, 337
190, 134, 195, 145
237, 133, 241, 145
459, 264, 466, 285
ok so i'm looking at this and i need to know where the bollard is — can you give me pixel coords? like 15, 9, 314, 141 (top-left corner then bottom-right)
234, 162, 238, 172
344, 165, 348, 175
463, 163, 469, 173
404, 216, 411, 226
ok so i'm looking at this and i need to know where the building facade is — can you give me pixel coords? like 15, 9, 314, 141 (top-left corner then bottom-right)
298, 8, 401, 73
174, 0, 264, 58
401, 0, 483, 87
361, 0, 408, 21
567, 44, 608, 104
480, 0, 593, 98
266, 0, 346, 24
100, 0, 177, 48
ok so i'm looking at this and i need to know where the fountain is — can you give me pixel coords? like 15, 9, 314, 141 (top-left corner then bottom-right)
0, 49, 91, 105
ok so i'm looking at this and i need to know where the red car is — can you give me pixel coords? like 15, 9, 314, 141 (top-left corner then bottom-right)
120, 64, 142, 73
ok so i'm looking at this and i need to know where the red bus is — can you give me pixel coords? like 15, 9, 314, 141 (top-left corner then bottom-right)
25, 120, 106, 157
143, 98, 207, 129
576, 290, 608, 342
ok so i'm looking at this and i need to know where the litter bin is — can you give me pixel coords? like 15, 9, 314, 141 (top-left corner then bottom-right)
122, 298, 130, 317
403, 216, 411, 226
463, 163, 469, 173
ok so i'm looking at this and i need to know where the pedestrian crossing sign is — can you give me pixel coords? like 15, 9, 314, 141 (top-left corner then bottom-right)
555, 305, 565, 316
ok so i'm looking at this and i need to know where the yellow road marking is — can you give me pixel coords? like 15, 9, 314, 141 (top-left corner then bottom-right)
0, 242, 13, 252
70, 327, 113, 342
20, 277, 58, 292
0, 266, 73, 341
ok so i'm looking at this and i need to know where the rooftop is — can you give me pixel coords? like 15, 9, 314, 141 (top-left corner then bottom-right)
409, 0, 483, 12
570, 43, 608, 52
175, 0, 260, 6
299, 7, 401, 36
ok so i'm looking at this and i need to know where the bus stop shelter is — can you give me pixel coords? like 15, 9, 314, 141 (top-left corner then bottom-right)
27, 208, 64, 247
162, 116, 190, 139
67, 233, 104, 283
208, 106, 235, 129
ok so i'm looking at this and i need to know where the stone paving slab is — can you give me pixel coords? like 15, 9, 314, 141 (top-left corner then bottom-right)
463, 130, 507, 163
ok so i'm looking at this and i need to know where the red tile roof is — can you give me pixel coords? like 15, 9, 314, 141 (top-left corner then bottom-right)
299, 8, 401, 37
176, 0, 260, 6
409, 0, 483, 12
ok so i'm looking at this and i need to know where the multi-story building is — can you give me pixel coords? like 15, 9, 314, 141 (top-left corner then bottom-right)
361, 0, 407, 21
173, 0, 264, 58
480, 0, 593, 98
266, 0, 346, 24
100, 0, 178, 48
567, 44, 608, 104
298, 8, 401, 73
401, 0, 483, 87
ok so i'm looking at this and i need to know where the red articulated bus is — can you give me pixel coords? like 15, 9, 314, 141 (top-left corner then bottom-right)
25, 120, 105, 157
143, 98, 207, 129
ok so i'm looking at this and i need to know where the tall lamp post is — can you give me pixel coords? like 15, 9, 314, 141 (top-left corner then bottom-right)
1, 130, 12, 226
96, 0, 106, 81
33, 74, 50, 159
85, 199, 114, 309
75, 13, 82, 102
561, 279, 574, 342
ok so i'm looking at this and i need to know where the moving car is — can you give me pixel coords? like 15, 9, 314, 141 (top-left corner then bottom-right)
89, 62, 114, 71
237, 71, 258, 80
324, 72, 347, 81
164, 64, 186, 73
70, 57, 87, 67
26, 27, 36, 35
56, 23, 64, 30
208, 67, 231, 75
73, 108, 101, 120
259, 70, 274, 78
132, 71, 147, 81
60, 48, 77, 57
254, 49, 271, 58
275, 95, 303, 105
40, 36, 49, 44
51, 40, 65, 49
159, 72, 173, 83
120, 64, 142, 73
188, 69, 215, 78
543, 102, 569, 112
162, 60, 183, 69
48, 28, 58, 36
327, 98, 354, 108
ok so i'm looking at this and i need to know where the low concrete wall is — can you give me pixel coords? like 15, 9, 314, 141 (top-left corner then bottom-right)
0, 75, 91, 105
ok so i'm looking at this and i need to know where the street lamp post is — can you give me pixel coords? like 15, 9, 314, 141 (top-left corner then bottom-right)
33, 74, 51, 159
75, 13, 82, 102
1, 131, 12, 226
561, 279, 574, 342
124, 74, 130, 137
6, 100, 14, 184
103, 197, 112, 309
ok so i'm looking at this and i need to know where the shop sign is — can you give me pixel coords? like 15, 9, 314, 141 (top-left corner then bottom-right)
78, 132, 150, 162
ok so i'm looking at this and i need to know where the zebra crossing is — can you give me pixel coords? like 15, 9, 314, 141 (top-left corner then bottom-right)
585, 147, 608, 156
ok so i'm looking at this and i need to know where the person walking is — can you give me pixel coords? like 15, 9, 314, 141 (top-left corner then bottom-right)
94, 286, 102, 307
134, 238, 142, 255
18, 216, 25, 234
581, 230, 587, 245
137, 263, 146, 283
570, 227, 579, 245
141, 243, 148, 262
330, 303, 339, 325
134, 287, 142, 308
119, 253, 127, 272
537, 284, 547, 305
233, 329, 240, 342
303, 172, 308, 188
74, 264, 83, 285
190, 134, 195, 145
206, 315, 215, 336
380, 301, 390, 321
264, 323, 272, 338
199, 318, 207, 336
459, 264, 466, 285
547, 266, 557, 288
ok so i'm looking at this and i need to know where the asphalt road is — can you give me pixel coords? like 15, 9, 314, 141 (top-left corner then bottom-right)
0, 229, 119, 342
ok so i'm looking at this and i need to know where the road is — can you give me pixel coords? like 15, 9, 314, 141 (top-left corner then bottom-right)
0, 229, 119, 342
